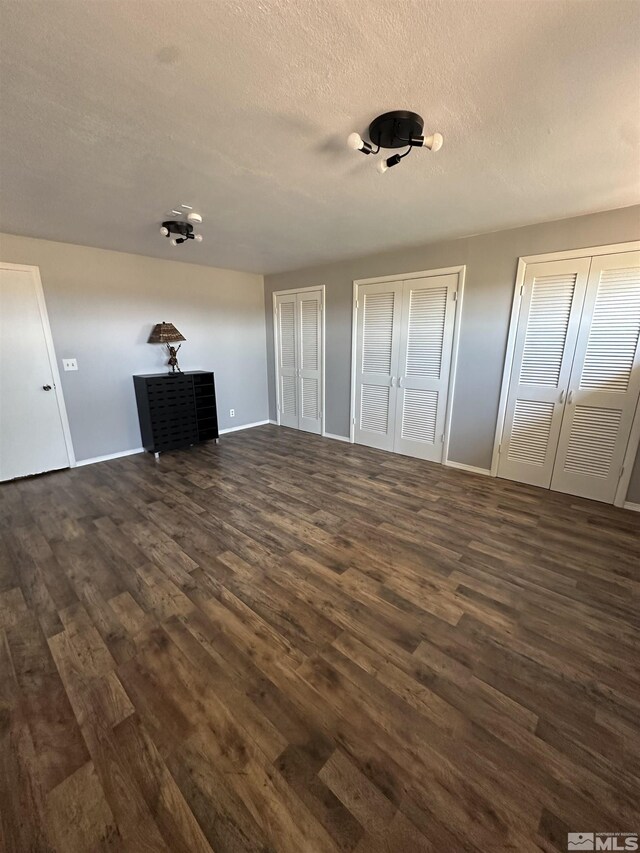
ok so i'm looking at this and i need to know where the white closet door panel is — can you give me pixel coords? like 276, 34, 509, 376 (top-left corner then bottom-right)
0, 267, 69, 480
354, 282, 402, 451
276, 294, 298, 429
394, 274, 458, 461
498, 258, 590, 487
297, 291, 322, 434
552, 251, 640, 502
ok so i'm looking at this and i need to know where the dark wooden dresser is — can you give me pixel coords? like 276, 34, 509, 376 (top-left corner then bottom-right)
133, 371, 219, 456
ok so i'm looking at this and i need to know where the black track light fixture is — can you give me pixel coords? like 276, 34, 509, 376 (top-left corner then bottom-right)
159, 218, 203, 246
347, 111, 443, 174
159, 207, 203, 246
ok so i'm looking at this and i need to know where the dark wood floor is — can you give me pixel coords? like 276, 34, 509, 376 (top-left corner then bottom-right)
1, 425, 639, 852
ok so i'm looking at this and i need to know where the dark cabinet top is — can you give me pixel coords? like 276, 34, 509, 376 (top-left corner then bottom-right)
133, 370, 213, 379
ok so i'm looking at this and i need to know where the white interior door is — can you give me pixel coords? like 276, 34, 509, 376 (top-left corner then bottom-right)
276, 293, 298, 429
297, 290, 322, 434
551, 251, 640, 502
497, 258, 590, 487
0, 265, 70, 481
275, 288, 323, 434
354, 282, 402, 451
393, 274, 458, 461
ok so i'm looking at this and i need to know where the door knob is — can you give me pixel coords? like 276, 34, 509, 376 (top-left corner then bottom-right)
42, 384, 52, 391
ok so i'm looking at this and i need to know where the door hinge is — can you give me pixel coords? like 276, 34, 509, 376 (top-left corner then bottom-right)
440, 434, 445, 443
356, 299, 359, 309
498, 443, 502, 454
452, 291, 457, 301
519, 284, 524, 296
352, 417, 356, 425
619, 466, 624, 479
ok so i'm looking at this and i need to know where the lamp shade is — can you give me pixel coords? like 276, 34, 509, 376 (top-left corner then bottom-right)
148, 322, 186, 344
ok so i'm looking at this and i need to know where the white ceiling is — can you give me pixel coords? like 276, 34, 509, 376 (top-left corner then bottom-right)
1, 1, 639, 274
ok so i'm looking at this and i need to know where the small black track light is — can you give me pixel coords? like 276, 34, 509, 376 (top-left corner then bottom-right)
346, 111, 443, 174
160, 219, 204, 246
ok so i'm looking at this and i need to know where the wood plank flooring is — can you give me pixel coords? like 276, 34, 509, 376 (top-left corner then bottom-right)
1, 424, 639, 852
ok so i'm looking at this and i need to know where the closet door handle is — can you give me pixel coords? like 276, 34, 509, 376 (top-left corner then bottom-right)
568, 390, 573, 404
390, 377, 395, 387
398, 377, 403, 387
559, 390, 565, 403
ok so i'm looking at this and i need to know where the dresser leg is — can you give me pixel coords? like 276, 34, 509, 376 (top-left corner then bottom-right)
215, 438, 219, 444
154, 452, 160, 460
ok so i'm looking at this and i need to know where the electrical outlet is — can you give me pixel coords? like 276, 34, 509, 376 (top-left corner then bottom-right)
229, 409, 235, 418
62, 358, 78, 371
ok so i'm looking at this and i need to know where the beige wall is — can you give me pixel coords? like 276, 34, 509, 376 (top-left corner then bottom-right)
264, 206, 640, 504
0, 233, 268, 461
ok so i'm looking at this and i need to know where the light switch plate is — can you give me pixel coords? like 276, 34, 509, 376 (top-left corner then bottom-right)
62, 358, 78, 371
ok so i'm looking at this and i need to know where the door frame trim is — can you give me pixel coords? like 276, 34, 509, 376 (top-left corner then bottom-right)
272, 285, 325, 435
350, 265, 466, 465
491, 241, 640, 506
0, 261, 76, 469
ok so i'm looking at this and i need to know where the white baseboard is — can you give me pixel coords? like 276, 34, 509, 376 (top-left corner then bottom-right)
75, 447, 145, 467
444, 459, 491, 476
268, 419, 278, 425
623, 501, 640, 513
75, 419, 271, 467
322, 432, 351, 443
219, 419, 271, 435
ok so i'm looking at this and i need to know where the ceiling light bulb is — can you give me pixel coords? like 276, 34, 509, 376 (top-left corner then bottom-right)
347, 132, 364, 151
160, 226, 169, 236
378, 154, 402, 174
187, 212, 203, 224
425, 132, 443, 152
170, 237, 178, 246
194, 234, 203, 242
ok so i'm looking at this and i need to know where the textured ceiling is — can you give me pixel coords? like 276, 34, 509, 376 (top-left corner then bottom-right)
0, 1, 639, 274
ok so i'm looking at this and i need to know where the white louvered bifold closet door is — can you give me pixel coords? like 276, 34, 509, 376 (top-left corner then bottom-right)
297, 290, 323, 434
393, 274, 458, 461
497, 258, 590, 487
551, 251, 640, 502
354, 281, 403, 451
276, 293, 298, 429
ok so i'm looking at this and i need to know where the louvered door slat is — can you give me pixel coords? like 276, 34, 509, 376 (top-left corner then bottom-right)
506, 400, 555, 466
497, 257, 590, 488
361, 385, 391, 433
362, 293, 395, 374
551, 252, 640, 502
401, 389, 438, 443
279, 301, 296, 370
301, 298, 319, 371
519, 275, 576, 386
405, 287, 448, 378
578, 267, 640, 393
